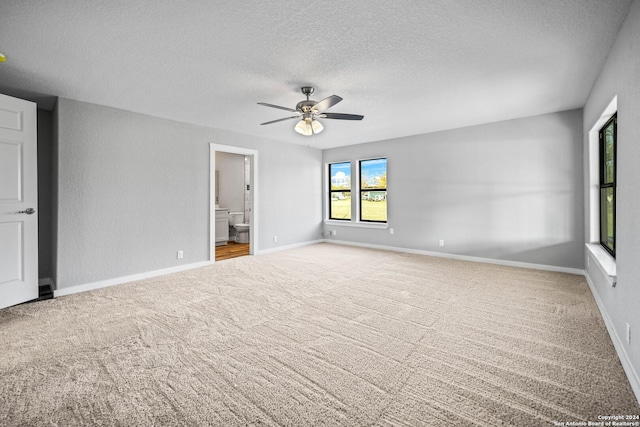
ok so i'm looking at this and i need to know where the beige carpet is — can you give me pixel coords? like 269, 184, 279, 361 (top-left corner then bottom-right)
1, 243, 638, 426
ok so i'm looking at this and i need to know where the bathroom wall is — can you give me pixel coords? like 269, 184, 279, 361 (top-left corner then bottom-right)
244, 157, 251, 223
215, 151, 245, 214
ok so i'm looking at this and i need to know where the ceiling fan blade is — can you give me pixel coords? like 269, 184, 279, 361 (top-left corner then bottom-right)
319, 112, 364, 120
257, 102, 299, 113
260, 116, 301, 125
313, 95, 343, 112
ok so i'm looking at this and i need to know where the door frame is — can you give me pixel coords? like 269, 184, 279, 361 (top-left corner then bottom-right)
209, 144, 258, 261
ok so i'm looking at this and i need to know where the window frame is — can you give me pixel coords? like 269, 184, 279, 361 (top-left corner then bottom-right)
599, 113, 616, 258
328, 161, 352, 221
358, 157, 387, 223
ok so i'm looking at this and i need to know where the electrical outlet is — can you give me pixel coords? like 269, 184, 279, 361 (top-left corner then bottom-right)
439, 239, 445, 247
331, 230, 337, 236
273, 236, 278, 243
390, 228, 394, 235
177, 250, 184, 259
627, 323, 631, 344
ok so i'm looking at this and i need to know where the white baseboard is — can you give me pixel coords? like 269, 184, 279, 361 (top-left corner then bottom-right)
256, 239, 324, 255
53, 260, 215, 298
322, 239, 585, 275
54, 239, 324, 297
584, 273, 640, 405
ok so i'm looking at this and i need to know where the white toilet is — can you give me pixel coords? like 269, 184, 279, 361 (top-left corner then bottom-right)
229, 212, 250, 244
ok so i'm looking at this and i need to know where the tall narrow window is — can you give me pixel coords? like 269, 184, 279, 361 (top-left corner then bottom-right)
360, 158, 387, 222
329, 162, 351, 220
599, 113, 616, 257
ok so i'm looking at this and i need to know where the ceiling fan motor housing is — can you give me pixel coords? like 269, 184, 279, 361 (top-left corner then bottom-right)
296, 100, 317, 113
297, 86, 317, 112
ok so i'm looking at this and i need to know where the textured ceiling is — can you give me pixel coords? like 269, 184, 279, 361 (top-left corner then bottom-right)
0, 0, 632, 149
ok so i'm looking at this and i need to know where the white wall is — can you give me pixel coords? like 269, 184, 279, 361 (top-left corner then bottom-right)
583, 0, 640, 399
55, 98, 323, 290
323, 109, 585, 269
215, 151, 245, 214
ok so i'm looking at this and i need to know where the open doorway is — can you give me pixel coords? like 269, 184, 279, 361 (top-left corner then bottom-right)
209, 144, 258, 262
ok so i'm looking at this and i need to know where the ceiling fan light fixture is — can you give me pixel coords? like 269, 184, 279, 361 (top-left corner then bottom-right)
312, 119, 324, 134
294, 118, 324, 136
294, 119, 310, 135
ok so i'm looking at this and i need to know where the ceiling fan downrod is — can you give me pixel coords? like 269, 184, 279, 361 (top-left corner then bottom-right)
300, 86, 314, 100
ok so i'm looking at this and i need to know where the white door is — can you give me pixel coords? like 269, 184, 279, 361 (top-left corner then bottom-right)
0, 93, 38, 309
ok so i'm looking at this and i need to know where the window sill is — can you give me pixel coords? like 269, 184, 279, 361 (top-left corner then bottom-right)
586, 243, 617, 287
324, 220, 388, 230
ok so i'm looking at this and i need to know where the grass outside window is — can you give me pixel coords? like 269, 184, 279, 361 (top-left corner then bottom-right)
360, 158, 387, 223
599, 114, 616, 257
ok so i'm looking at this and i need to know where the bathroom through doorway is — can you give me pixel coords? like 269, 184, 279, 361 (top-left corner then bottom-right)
209, 144, 258, 262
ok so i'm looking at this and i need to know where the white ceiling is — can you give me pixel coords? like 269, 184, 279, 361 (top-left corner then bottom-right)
0, 0, 632, 149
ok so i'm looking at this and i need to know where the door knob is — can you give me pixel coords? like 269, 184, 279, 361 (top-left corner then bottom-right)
18, 208, 36, 215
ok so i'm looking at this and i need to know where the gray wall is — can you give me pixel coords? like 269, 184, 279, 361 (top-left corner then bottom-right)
323, 109, 585, 269
215, 152, 245, 214
55, 98, 322, 289
51, 101, 59, 284
37, 109, 54, 280
583, 0, 640, 391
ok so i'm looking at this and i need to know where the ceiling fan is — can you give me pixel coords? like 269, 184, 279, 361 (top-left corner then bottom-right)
258, 87, 364, 136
